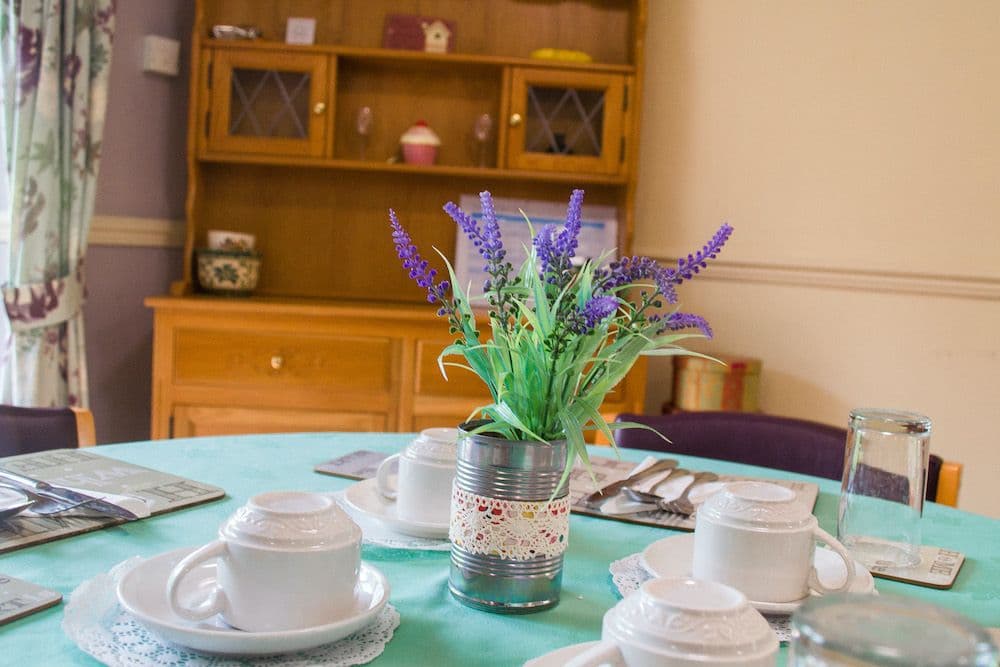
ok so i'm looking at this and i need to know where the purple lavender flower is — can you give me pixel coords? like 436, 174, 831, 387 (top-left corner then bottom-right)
444, 201, 481, 248
537, 189, 585, 286
478, 191, 508, 276
390, 209, 452, 315
596, 256, 679, 304
651, 311, 713, 338
672, 223, 734, 285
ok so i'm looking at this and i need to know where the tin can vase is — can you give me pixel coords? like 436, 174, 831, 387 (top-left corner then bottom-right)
448, 423, 570, 614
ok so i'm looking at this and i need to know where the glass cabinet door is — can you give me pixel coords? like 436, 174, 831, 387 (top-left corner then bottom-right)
505, 68, 627, 175
206, 49, 330, 158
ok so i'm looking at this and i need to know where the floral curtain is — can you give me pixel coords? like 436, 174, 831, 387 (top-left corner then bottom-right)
0, 0, 115, 406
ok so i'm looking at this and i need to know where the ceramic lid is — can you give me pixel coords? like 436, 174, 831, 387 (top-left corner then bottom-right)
403, 427, 457, 464
605, 577, 777, 661
400, 120, 441, 146
220, 491, 361, 550
699, 481, 813, 530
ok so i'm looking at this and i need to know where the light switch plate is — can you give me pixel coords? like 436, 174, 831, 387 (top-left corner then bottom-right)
286, 17, 316, 45
142, 35, 180, 76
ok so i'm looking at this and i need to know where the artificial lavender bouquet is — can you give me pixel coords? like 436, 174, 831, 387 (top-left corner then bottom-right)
391, 189, 732, 480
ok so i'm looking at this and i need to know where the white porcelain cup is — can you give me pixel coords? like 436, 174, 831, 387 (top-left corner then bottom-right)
375, 427, 457, 525
564, 577, 778, 667
165, 491, 361, 632
207, 229, 256, 252
693, 481, 856, 604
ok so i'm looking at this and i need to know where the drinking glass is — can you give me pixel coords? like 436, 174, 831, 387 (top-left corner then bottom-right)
838, 408, 930, 569
789, 593, 999, 666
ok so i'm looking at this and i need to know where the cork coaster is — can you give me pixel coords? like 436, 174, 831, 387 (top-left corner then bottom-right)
867, 545, 965, 589
0, 575, 62, 625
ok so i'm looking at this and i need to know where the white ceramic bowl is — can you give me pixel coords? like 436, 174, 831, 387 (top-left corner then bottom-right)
196, 249, 261, 295
207, 229, 256, 252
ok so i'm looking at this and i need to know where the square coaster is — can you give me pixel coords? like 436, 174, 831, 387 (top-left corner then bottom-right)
867, 545, 965, 589
315, 450, 388, 481
0, 575, 62, 625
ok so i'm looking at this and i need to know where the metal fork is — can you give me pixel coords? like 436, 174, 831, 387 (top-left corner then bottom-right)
661, 472, 719, 515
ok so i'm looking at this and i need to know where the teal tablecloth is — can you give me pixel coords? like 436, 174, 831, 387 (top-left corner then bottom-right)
1, 433, 997, 666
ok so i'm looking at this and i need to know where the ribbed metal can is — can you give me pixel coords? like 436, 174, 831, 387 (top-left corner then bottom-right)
448, 423, 569, 613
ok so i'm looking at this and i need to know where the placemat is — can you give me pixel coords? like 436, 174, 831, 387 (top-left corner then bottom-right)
0, 574, 62, 625
0, 449, 225, 554
867, 545, 966, 589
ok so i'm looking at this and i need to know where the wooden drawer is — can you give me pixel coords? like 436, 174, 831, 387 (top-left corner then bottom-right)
414, 337, 491, 399
173, 405, 387, 437
173, 328, 393, 392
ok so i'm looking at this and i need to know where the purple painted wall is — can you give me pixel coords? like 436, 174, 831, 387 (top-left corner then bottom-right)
84, 1, 193, 443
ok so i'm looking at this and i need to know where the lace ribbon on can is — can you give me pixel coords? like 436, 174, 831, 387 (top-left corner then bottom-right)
449, 487, 570, 560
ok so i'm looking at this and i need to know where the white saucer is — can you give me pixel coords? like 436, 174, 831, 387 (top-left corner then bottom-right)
0, 487, 32, 520
117, 546, 389, 655
524, 641, 600, 667
640, 533, 875, 614
342, 478, 450, 539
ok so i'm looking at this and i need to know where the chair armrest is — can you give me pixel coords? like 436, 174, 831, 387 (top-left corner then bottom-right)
70, 407, 96, 447
935, 461, 963, 507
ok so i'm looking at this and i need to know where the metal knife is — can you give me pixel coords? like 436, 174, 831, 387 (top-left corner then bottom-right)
0, 469, 140, 521
580, 458, 678, 508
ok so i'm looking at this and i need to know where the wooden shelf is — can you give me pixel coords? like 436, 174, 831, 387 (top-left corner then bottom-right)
206, 39, 637, 74
197, 152, 628, 185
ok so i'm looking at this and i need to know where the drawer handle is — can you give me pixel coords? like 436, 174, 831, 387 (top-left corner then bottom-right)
270, 355, 284, 371
313, 102, 326, 115
509, 113, 523, 127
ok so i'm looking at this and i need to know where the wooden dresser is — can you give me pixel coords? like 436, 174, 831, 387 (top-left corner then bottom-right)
147, 0, 648, 439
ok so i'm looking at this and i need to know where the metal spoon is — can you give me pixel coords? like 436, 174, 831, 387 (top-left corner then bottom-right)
623, 471, 720, 516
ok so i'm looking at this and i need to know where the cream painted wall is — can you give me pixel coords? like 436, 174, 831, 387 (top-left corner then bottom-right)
635, 1, 1000, 517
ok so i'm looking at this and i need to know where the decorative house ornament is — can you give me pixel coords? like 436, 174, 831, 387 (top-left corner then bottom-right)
382, 14, 456, 53
421, 20, 451, 53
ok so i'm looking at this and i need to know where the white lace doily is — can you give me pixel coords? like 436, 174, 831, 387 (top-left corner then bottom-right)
609, 553, 792, 643
62, 557, 400, 666
332, 492, 450, 551
449, 487, 570, 560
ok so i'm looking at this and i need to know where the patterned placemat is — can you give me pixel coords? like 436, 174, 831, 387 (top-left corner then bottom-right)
0, 449, 225, 554
867, 545, 966, 589
0, 574, 62, 625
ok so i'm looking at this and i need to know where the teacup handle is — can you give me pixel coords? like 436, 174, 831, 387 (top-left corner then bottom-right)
375, 453, 400, 501
166, 540, 228, 621
562, 640, 627, 667
809, 526, 857, 595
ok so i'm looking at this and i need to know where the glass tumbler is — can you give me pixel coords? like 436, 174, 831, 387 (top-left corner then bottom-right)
838, 408, 930, 569
789, 593, 999, 666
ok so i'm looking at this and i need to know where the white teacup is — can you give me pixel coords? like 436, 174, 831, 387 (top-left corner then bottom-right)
693, 481, 856, 604
565, 577, 778, 667
375, 427, 457, 525
165, 491, 361, 632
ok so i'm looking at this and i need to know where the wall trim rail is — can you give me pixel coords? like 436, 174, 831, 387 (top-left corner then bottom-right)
654, 257, 1000, 302
89, 215, 185, 248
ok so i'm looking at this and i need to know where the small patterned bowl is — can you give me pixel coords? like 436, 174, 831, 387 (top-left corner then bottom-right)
196, 249, 262, 296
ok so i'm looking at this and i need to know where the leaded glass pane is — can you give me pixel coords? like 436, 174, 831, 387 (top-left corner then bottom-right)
228, 68, 311, 139
523, 86, 605, 157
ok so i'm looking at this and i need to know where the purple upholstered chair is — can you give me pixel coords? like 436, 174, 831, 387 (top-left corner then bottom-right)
613, 412, 945, 503
0, 405, 96, 457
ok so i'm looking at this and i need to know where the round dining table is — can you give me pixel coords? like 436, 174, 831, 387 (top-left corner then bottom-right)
1, 432, 997, 666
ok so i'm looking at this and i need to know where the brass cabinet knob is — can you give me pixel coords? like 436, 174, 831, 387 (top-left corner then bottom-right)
270, 355, 284, 370
313, 102, 326, 115
509, 113, 523, 127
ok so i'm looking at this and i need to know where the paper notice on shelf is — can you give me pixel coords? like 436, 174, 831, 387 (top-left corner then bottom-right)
454, 194, 618, 301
